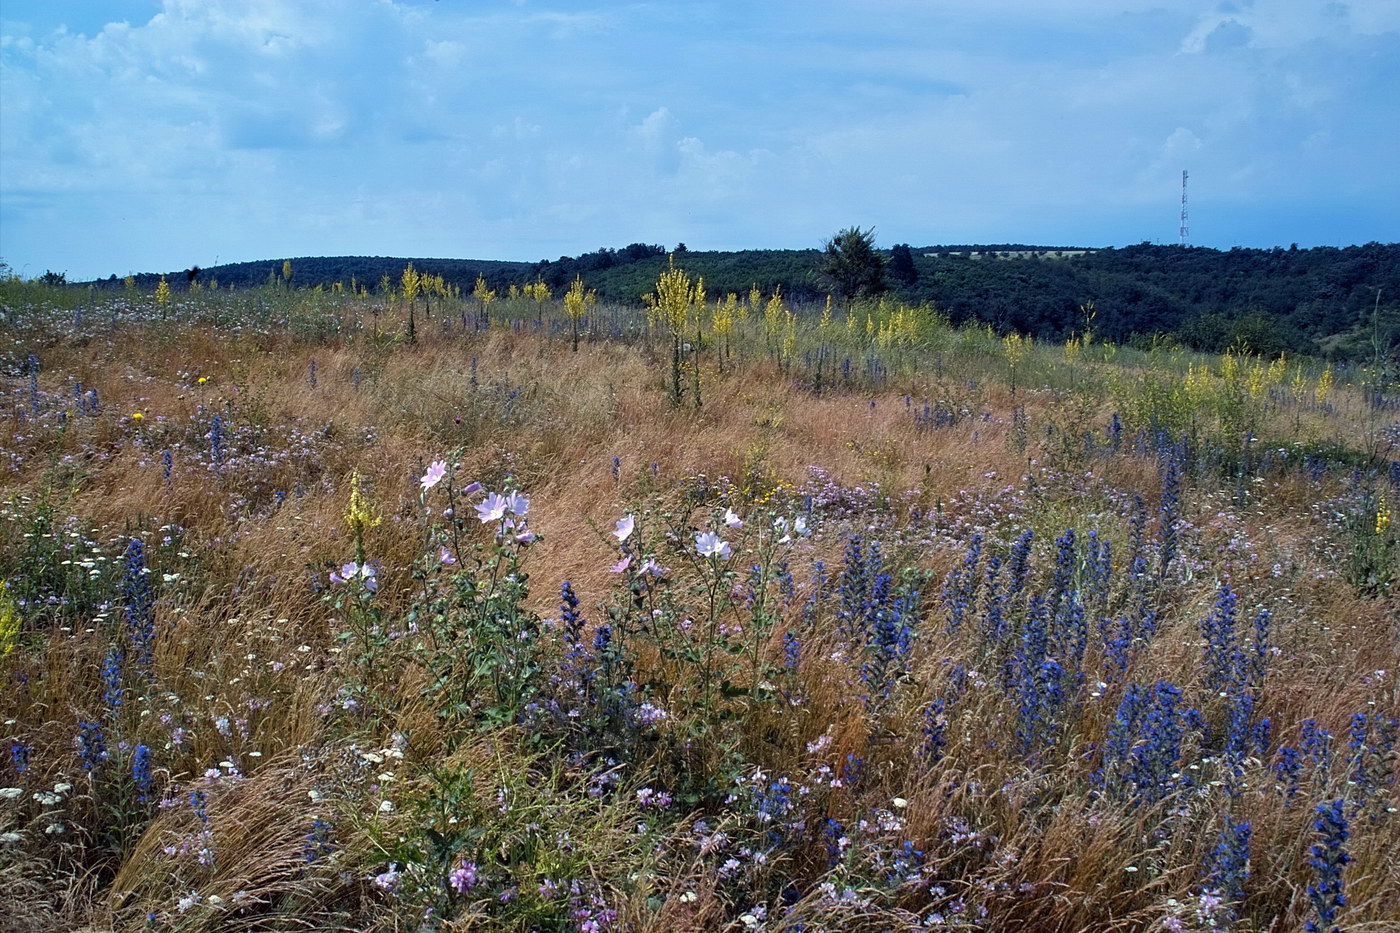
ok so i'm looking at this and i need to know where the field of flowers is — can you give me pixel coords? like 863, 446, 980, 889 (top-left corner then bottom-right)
1, 273, 1396, 932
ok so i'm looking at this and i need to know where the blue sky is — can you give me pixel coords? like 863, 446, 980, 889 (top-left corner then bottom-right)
1, 0, 1397, 280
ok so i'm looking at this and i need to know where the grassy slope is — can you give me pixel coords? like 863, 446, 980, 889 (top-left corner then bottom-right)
0, 282, 1397, 931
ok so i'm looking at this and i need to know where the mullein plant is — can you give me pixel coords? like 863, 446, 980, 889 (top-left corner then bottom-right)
649, 255, 703, 407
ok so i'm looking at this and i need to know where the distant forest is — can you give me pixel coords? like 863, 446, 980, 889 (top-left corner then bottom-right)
85, 241, 1398, 359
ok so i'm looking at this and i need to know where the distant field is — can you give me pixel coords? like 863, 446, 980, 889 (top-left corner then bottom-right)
1, 276, 1397, 932
923, 250, 1095, 259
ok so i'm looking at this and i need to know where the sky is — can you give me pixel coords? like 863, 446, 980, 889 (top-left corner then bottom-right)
1, 0, 1397, 281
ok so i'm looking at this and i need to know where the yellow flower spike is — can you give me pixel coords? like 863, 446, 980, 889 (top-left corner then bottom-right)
0, 581, 19, 658
345, 471, 381, 563
1378, 504, 1392, 535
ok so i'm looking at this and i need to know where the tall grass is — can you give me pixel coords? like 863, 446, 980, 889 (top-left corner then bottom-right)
0, 279, 1396, 931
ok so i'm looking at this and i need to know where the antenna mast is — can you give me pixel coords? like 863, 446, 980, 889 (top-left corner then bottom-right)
1179, 169, 1189, 246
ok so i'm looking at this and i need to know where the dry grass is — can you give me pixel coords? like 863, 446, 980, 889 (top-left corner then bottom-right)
1, 291, 1396, 931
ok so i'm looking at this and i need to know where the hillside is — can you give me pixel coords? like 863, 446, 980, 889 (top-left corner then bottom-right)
79, 241, 1400, 359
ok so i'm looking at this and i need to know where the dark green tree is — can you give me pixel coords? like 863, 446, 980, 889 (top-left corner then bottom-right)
888, 243, 917, 286
818, 226, 887, 305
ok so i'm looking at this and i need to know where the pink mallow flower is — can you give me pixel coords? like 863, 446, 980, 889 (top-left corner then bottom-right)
613, 514, 635, 542
330, 561, 378, 592
475, 492, 508, 523
695, 531, 731, 560
420, 460, 448, 493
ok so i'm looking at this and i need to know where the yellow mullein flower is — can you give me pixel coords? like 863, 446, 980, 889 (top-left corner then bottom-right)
0, 581, 19, 658
345, 471, 381, 563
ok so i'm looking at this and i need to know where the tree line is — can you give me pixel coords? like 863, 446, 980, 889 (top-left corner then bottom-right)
74, 237, 1398, 359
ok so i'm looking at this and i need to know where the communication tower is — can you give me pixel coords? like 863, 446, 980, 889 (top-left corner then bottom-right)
1179, 170, 1189, 246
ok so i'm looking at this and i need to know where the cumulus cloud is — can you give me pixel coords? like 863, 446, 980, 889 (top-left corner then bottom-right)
1, 0, 1396, 278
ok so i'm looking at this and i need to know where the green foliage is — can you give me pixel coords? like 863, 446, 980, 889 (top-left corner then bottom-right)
818, 226, 889, 305
888, 243, 917, 286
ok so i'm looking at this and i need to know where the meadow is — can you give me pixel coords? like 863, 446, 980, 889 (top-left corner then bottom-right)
0, 270, 1396, 932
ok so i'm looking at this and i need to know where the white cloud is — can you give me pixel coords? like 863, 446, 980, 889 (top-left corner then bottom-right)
1, 0, 1396, 278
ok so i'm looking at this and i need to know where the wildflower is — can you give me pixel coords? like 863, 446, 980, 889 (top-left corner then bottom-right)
124, 539, 155, 672
634, 702, 668, 726
723, 508, 744, 529
775, 515, 810, 543
610, 555, 632, 574
462, 480, 482, 496
77, 721, 106, 771
504, 491, 530, 517
101, 646, 124, 708
196, 376, 207, 385
420, 460, 448, 493
330, 562, 377, 592
438, 546, 456, 565
1306, 799, 1350, 933
131, 411, 144, 422
613, 514, 635, 542
696, 531, 732, 560
449, 861, 478, 893
475, 492, 508, 523
372, 863, 400, 893
132, 744, 153, 802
